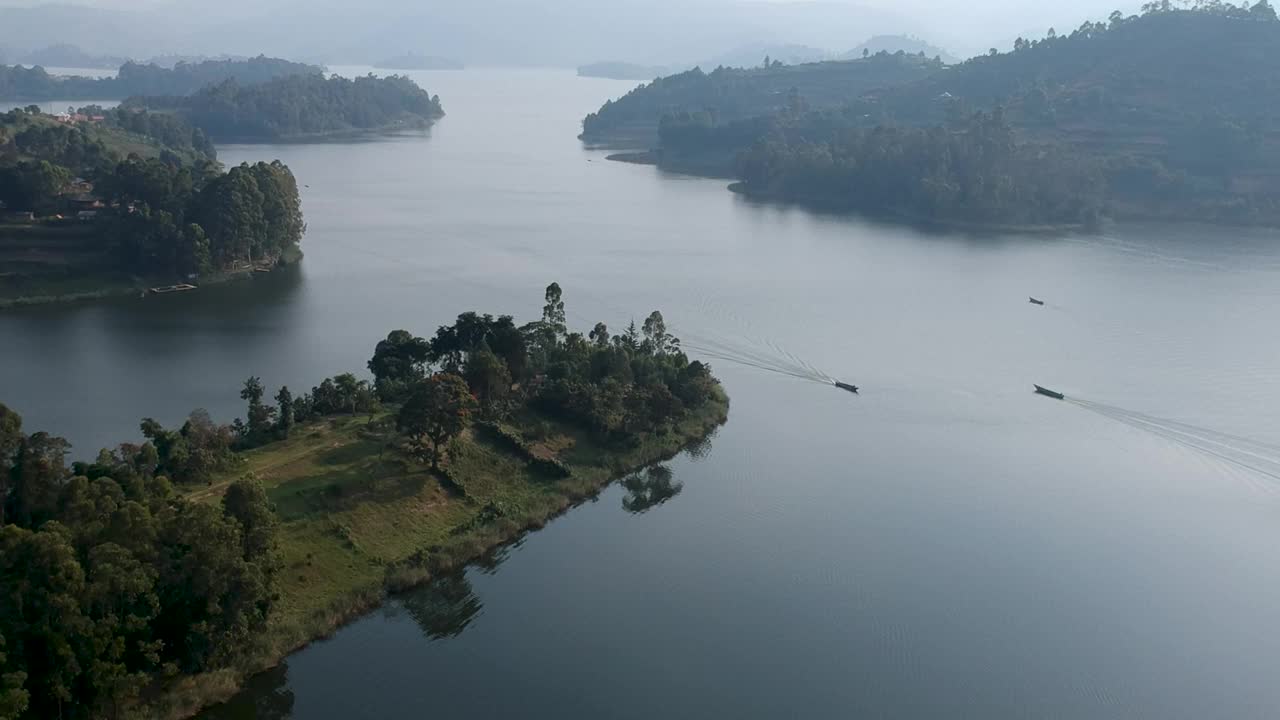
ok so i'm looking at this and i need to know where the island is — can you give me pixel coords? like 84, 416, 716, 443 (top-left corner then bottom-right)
123, 73, 445, 141
374, 53, 465, 70
0, 55, 323, 101
0, 105, 302, 306
586, 2, 1280, 230
0, 283, 729, 720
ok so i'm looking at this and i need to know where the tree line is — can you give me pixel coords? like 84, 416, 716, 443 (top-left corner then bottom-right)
0, 56, 322, 101
126, 73, 445, 140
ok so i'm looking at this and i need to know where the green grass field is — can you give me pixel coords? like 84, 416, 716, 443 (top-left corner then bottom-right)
160, 392, 728, 718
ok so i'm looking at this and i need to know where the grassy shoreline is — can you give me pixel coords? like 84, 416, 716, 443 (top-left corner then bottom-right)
155, 390, 729, 719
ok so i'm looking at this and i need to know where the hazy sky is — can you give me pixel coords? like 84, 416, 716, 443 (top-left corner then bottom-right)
0, 0, 1140, 65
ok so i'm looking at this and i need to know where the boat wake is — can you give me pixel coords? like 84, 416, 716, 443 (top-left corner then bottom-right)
681, 332, 838, 388
1068, 398, 1280, 485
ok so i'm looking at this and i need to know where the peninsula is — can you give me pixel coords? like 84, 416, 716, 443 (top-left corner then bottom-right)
0, 283, 729, 720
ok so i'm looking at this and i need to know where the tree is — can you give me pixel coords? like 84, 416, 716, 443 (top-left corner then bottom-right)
0, 631, 27, 719
222, 478, 279, 566
153, 503, 272, 673
368, 330, 431, 400
1252, 0, 1278, 19
641, 311, 677, 355
334, 373, 361, 415
463, 349, 512, 415
541, 282, 566, 337
275, 386, 294, 438
238, 376, 276, 445
0, 524, 86, 718
862, 48, 870, 58
0, 160, 70, 212
589, 322, 610, 347
0, 404, 21, 527
6, 432, 70, 529
396, 373, 477, 470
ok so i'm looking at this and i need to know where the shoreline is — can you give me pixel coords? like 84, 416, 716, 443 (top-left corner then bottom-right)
207, 116, 443, 145
593, 138, 1280, 233
157, 391, 730, 719
0, 247, 304, 310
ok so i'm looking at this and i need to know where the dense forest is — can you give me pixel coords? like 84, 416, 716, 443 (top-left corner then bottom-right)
125, 73, 445, 140
0, 56, 321, 101
0, 107, 303, 280
579, 52, 943, 146
0, 284, 722, 719
612, 3, 1280, 227
0, 402, 280, 720
733, 108, 1104, 227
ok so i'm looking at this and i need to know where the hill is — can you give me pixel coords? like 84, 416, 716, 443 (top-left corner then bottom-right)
641, 4, 1280, 229
842, 35, 957, 63
580, 52, 944, 148
20, 43, 131, 70
0, 56, 322, 101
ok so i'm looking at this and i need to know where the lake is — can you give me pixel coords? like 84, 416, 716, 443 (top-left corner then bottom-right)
5, 68, 1280, 719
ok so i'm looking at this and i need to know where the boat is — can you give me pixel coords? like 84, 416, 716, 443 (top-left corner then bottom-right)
149, 283, 197, 295
1029, 297, 1045, 306
834, 381, 859, 394
1034, 384, 1065, 400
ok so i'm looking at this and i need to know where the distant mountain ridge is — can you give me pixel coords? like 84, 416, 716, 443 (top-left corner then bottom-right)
842, 35, 958, 63
0, 56, 322, 101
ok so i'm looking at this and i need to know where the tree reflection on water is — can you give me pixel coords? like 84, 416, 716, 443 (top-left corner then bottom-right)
398, 573, 485, 641
196, 663, 295, 719
621, 464, 683, 514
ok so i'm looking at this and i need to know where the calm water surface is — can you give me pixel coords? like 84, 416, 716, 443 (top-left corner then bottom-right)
5, 68, 1280, 719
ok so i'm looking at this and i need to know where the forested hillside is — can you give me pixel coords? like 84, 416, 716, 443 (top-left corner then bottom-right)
580, 52, 944, 147
648, 3, 1280, 228
125, 73, 445, 140
0, 56, 321, 101
1, 107, 303, 301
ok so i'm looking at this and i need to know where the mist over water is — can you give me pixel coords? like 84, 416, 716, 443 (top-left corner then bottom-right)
5, 67, 1280, 718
